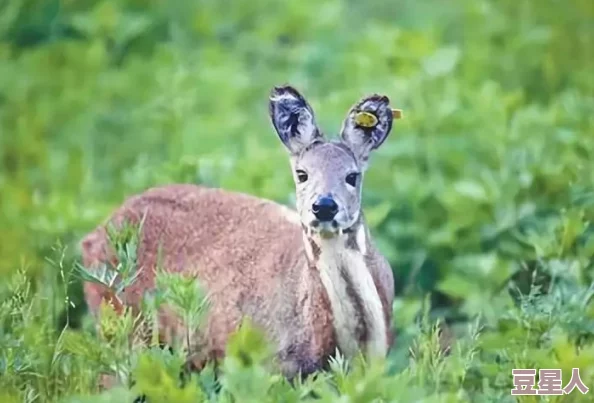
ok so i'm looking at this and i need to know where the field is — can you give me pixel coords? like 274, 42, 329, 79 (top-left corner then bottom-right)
1, 0, 593, 401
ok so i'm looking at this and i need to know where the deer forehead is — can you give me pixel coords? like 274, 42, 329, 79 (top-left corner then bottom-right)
293, 141, 359, 174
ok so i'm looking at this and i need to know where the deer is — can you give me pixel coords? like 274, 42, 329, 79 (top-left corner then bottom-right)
80, 85, 398, 382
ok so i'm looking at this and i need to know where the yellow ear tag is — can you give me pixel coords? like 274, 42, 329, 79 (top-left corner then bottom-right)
355, 109, 404, 128
354, 111, 378, 128
391, 109, 403, 119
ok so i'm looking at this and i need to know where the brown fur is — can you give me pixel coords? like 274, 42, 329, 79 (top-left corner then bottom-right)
82, 184, 339, 377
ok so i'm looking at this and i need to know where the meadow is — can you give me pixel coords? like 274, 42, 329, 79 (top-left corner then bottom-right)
1, 0, 593, 401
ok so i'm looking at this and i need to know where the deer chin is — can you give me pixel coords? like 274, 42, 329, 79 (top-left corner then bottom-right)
310, 221, 340, 239
319, 229, 338, 240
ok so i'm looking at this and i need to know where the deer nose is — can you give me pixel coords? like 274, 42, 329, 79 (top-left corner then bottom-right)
312, 196, 339, 222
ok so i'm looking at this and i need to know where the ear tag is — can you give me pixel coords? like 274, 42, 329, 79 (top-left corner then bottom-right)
354, 109, 404, 128
354, 111, 379, 128
391, 109, 403, 119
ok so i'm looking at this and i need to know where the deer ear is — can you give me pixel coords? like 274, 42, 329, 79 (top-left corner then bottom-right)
269, 85, 323, 154
339, 94, 395, 167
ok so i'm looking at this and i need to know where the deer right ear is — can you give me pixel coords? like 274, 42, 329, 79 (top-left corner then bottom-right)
269, 85, 323, 154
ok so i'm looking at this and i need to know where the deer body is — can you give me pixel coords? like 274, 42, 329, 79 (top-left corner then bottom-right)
81, 86, 397, 379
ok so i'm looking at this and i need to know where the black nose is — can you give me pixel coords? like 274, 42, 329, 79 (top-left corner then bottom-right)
312, 197, 339, 222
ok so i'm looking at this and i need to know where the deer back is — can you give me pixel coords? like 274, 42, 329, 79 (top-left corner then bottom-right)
81, 183, 336, 375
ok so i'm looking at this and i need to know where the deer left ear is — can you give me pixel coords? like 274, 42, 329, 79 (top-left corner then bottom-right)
339, 94, 395, 167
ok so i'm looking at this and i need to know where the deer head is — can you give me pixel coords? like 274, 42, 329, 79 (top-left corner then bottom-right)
269, 85, 395, 240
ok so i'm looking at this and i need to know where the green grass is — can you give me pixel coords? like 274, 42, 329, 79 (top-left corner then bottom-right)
1, 0, 594, 401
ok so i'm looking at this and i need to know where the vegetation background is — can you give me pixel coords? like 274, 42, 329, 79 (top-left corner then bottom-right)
0, 0, 593, 401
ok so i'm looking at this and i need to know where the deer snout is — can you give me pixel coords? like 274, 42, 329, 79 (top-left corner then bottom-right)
312, 196, 339, 222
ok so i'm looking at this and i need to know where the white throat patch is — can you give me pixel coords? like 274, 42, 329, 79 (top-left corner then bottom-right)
314, 226, 387, 359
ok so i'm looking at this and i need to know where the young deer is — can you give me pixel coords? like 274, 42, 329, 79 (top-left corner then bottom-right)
81, 85, 397, 380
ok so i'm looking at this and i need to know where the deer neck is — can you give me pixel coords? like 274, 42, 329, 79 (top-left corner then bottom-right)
302, 215, 387, 359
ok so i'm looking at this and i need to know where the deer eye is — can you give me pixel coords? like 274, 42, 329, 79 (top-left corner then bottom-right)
345, 172, 359, 187
296, 170, 308, 183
